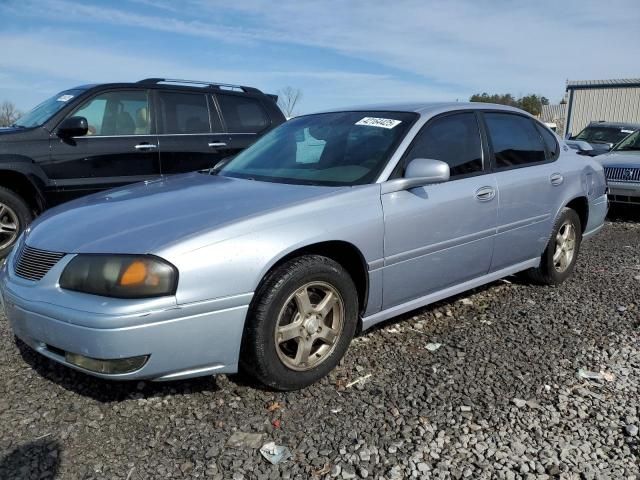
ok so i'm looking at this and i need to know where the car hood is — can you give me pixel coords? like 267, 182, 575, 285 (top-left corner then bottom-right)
596, 151, 640, 167
25, 173, 344, 254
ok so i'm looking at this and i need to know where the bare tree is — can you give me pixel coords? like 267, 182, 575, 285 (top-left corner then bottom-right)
277, 87, 302, 118
0, 101, 21, 127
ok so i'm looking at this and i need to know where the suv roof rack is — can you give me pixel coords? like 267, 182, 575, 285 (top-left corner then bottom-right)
137, 78, 262, 94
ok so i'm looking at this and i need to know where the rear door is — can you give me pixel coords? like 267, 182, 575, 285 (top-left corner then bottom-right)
46, 89, 160, 204
381, 111, 498, 308
214, 93, 272, 157
481, 111, 564, 271
157, 90, 232, 174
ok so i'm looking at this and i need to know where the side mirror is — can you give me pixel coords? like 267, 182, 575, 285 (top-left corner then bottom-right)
381, 158, 450, 194
565, 139, 593, 152
57, 116, 88, 137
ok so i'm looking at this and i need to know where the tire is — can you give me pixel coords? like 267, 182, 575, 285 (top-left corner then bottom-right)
0, 187, 33, 258
526, 207, 582, 285
240, 255, 358, 391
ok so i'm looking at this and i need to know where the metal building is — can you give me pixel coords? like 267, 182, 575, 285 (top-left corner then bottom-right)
564, 78, 640, 136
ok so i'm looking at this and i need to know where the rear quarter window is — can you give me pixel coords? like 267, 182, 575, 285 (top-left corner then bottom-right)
217, 94, 269, 133
535, 123, 560, 160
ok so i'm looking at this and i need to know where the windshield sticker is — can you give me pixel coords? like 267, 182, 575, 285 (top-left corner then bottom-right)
355, 117, 402, 129
56, 94, 74, 102
621, 129, 634, 134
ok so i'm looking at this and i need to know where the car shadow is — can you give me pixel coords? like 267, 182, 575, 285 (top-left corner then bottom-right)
15, 338, 221, 403
0, 438, 61, 480
607, 204, 640, 223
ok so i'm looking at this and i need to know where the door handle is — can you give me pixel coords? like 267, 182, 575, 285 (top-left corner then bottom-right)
475, 186, 496, 202
208, 142, 228, 148
134, 143, 157, 151
550, 173, 564, 186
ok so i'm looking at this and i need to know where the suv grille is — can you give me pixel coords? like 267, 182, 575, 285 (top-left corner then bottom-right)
14, 245, 66, 281
604, 166, 640, 183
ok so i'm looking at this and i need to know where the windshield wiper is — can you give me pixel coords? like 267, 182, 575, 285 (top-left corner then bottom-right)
9, 124, 26, 129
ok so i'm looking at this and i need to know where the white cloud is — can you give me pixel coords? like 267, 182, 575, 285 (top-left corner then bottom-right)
2, 0, 639, 108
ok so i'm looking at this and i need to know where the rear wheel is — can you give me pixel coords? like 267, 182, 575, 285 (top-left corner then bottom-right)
0, 187, 32, 258
526, 207, 582, 285
240, 255, 358, 391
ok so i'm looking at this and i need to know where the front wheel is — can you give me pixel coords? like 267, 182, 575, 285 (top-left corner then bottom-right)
526, 207, 582, 285
240, 255, 358, 391
0, 187, 33, 258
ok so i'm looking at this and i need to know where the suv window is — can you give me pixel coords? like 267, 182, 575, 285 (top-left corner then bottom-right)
536, 123, 559, 160
404, 112, 483, 177
72, 90, 149, 136
484, 113, 546, 168
217, 94, 268, 133
159, 92, 217, 134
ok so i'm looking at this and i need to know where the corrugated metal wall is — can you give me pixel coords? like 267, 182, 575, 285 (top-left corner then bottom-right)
568, 87, 640, 135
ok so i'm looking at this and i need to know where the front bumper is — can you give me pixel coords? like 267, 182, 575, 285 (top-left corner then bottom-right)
607, 181, 640, 204
0, 257, 251, 381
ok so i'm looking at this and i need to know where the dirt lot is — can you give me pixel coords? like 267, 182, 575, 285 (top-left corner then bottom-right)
0, 208, 638, 480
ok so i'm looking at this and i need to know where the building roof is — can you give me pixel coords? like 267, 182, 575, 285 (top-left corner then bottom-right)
566, 78, 640, 90
541, 104, 566, 122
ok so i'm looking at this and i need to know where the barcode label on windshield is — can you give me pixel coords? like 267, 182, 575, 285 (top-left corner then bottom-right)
355, 117, 402, 129
57, 95, 74, 102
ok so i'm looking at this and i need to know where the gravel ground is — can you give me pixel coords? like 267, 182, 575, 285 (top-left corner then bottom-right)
1, 208, 638, 480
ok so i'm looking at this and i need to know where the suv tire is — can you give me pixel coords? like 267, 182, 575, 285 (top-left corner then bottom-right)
240, 255, 358, 391
0, 187, 32, 257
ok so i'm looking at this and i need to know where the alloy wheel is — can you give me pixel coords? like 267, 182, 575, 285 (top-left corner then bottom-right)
0, 203, 19, 251
274, 281, 345, 371
553, 220, 576, 273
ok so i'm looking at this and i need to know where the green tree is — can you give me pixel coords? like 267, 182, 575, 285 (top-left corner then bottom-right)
470, 93, 549, 115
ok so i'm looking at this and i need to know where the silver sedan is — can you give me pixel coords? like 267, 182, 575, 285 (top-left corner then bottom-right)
0, 102, 608, 390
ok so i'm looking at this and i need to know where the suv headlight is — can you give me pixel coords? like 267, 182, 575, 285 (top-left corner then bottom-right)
60, 255, 178, 298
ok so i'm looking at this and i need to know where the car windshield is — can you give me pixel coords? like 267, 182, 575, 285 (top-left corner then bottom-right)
218, 111, 417, 186
13, 89, 84, 128
613, 130, 640, 152
574, 125, 635, 145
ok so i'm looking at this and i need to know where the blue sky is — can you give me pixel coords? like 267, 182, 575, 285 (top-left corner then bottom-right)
1, 0, 639, 115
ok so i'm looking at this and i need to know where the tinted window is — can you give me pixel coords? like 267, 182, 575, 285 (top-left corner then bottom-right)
219, 111, 416, 186
536, 123, 559, 160
217, 95, 268, 133
575, 125, 633, 144
159, 92, 215, 134
404, 112, 483, 177
484, 113, 546, 168
72, 90, 149, 136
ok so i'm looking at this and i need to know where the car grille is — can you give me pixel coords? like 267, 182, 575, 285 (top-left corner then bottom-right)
604, 166, 640, 183
14, 245, 66, 281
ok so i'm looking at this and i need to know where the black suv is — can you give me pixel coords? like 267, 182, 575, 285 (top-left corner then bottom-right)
0, 78, 285, 256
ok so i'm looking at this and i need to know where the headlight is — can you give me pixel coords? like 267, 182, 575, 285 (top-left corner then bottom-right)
60, 255, 178, 298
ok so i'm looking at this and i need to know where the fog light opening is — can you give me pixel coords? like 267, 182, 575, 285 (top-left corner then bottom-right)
65, 352, 149, 374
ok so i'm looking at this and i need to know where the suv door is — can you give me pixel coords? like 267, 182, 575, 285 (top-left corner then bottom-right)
381, 111, 497, 309
156, 90, 232, 173
215, 93, 271, 156
46, 89, 159, 205
481, 111, 563, 271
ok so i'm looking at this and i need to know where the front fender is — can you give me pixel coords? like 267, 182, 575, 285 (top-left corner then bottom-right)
164, 185, 385, 307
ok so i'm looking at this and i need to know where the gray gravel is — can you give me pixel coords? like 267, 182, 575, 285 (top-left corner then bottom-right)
1, 208, 639, 480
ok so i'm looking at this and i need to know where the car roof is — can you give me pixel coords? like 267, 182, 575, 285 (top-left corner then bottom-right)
586, 121, 640, 130
313, 102, 529, 116
70, 79, 266, 97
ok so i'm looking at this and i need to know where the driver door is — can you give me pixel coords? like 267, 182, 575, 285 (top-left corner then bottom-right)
381, 111, 498, 308
45, 89, 160, 205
